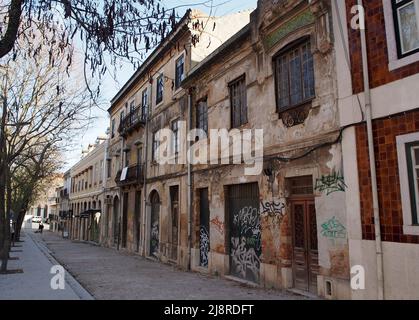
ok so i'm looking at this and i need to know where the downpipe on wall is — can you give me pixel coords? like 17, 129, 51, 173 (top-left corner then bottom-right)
187, 89, 193, 270
142, 81, 152, 257
358, 0, 384, 300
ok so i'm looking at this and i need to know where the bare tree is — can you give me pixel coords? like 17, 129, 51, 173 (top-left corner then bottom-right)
11, 144, 61, 242
0, 46, 93, 273
0, 0, 206, 85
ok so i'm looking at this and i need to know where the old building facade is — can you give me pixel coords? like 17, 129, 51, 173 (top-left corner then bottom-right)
102, 9, 251, 265
57, 170, 71, 237
69, 136, 107, 243
182, 0, 351, 298
59, 0, 419, 300
26, 175, 63, 225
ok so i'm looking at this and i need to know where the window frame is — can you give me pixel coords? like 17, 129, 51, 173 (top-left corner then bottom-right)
273, 37, 315, 113
107, 159, 112, 179
175, 54, 185, 90
171, 118, 180, 159
228, 74, 248, 128
196, 98, 208, 135
391, 0, 419, 59
111, 118, 115, 138
141, 88, 149, 119
406, 141, 419, 225
383, 0, 419, 70
152, 131, 160, 162
156, 74, 164, 105
396, 132, 419, 235
120, 110, 125, 126
129, 99, 136, 113
137, 147, 143, 165
125, 150, 130, 168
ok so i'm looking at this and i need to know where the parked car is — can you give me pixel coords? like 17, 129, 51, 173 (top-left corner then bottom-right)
32, 216, 42, 223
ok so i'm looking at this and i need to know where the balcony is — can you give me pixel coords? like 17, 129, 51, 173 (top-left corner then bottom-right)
115, 164, 144, 186
118, 105, 147, 137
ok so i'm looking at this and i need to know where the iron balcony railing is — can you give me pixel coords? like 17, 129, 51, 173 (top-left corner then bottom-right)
115, 164, 144, 186
118, 105, 147, 137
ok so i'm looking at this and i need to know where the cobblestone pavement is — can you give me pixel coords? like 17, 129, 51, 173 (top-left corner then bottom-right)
34, 231, 310, 300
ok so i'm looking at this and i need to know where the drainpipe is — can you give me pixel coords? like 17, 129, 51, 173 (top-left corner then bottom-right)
358, 0, 384, 300
187, 89, 193, 270
142, 80, 152, 257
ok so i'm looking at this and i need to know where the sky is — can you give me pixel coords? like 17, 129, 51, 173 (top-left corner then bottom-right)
63, 0, 258, 171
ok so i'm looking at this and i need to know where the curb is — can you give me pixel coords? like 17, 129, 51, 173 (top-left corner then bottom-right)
27, 231, 95, 300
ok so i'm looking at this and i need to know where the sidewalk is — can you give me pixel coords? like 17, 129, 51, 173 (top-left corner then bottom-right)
38, 231, 309, 300
0, 228, 92, 300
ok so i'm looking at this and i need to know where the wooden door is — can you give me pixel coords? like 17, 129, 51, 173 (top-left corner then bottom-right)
291, 199, 319, 294
170, 186, 179, 261
122, 192, 128, 248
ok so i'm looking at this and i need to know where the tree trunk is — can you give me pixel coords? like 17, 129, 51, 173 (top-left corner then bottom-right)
15, 209, 26, 242
0, 93, 9, 272
0, 0, 24, 59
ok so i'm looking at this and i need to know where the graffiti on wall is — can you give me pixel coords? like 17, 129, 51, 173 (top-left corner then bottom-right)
231, 206, 261, 283
321, 216, 347, 239
260, 200, 286, 225
199, 226, 210, 267
315, 171, 347, 195
150, 222, 159, 256
210, 216, 225, 236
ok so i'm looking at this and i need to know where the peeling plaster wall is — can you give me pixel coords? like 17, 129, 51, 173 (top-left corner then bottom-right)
187, 0, 350, 297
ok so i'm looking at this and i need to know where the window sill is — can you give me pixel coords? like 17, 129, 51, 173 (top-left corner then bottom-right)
403, 225, 419, 236
172, 87, 183, 97
231, 122, 251, 131
389, 51, 419, 71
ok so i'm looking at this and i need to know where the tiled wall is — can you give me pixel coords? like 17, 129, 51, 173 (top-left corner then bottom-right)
356, 110, 419, 243
345, 0, 419, 93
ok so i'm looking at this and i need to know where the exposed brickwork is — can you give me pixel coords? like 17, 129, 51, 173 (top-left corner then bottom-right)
356, 110, 419, 243
346, 0, 419, 93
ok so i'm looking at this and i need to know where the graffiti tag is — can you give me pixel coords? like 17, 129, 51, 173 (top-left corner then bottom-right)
210, 216, 225, 236
315, 172, 347, 195
199, 226, 210, 267
260, 200, 286, 225
231, 206, 261, 283
321, 216, 347, 239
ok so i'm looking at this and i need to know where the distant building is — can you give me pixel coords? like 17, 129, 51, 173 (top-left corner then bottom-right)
26, 175, 63, 224
68, 135, 107, 243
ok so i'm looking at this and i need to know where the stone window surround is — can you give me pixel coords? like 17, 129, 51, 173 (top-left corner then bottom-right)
383, 0, 419, 71
396, 131, 419, 235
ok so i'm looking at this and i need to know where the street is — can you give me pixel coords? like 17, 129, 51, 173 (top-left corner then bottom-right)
31, 230, 308, 300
